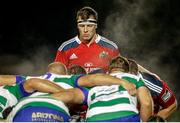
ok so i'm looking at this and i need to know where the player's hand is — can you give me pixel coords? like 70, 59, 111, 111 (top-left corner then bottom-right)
121, 80, 136, 95
147, 115, 166, 122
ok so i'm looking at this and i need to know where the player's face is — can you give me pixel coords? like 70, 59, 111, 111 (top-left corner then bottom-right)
77, 16, 97, 43
109, 57, 128, 73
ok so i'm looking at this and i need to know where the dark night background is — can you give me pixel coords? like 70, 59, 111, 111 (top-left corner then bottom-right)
0, 0, 180, 121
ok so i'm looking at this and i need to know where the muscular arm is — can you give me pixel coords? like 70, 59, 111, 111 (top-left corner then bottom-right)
157, 99, 177, 120
78, 73, 136, 95
137, 86, 154, 122
0, 75, 16, 86
23, 78, 64, 93
138, 64, 154, 74
51, 88, 84, 105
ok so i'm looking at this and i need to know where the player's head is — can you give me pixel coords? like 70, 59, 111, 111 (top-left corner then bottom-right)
47, 62, 67, 75
128, 58, 139, 75
68, 65, 87, 75
76, 6, 98, 24
76, 6, 98, 42
109, 55, 129, 73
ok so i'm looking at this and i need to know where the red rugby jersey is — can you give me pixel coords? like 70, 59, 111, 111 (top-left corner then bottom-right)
55, 35, 120, 73
141, 72, 176, 114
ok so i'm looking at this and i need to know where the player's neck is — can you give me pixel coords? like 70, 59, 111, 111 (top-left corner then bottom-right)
81, 34, 97, 46
109, 68, 126, 74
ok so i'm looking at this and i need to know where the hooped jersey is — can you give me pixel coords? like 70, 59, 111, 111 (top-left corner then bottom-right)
42, 73, 79, 89
7, 96, 70, 122
0, 82, 32, 118
0, 75, 44, 119
29, 73, 80, 97
83, 72, 145, 122
55, 35, 120, 73
17, 73, 80, 89
0, 73, 80, 119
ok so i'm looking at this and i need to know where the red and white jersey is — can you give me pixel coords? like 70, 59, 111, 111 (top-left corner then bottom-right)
55, 35, 120, 73
140, 72, 176, 114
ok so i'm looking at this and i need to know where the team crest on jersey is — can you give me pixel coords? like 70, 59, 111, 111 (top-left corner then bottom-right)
161, 89, 171, 102
99, 51, 109, 58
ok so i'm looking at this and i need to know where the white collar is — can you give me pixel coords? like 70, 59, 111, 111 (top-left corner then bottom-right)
75, 34, 101, 44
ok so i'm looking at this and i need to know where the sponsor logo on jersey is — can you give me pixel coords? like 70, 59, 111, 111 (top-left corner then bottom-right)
32, 112, 64, 121
99, 51, 109, 58
84, 62, 94, 73
69, 53, 78, 59
161, 89, 171, 102
84, 62, 93, 67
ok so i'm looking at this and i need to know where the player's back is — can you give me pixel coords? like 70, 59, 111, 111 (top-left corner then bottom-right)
86, 72, 144, 122
7, 95, 70, 122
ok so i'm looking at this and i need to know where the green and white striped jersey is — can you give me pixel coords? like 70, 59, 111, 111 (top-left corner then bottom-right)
0, 84, 25, 118
7, 95, 70, 122
85, 72, 145, 122
27, 73, 79, 97
0, 73, 80, 119
25, 72, 79, 89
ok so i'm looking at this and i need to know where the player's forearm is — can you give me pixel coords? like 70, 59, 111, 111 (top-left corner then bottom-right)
78, 74, 136, 94
51, 88, 83, 104
0, 75, 16, 86
24, 78, 63, 93
138, 87, 154, 121
79, 73, 129, 87
51, 89, 76, 104
157, 100, 177, 119
137, 64, 153, 74
140, 104, 153, 121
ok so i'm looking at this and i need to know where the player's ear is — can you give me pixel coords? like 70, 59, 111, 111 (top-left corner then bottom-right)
95, 25, 97, 29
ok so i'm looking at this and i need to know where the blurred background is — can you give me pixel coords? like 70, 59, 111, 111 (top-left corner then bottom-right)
0, 0, 179, 121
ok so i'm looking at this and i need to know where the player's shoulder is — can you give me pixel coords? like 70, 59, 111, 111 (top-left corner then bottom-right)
97, 35, 118, 50
58, 36, 81, 51
141, 72, 163, 87
141, 72, 164, 95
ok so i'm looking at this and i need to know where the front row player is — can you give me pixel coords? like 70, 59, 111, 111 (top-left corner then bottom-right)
45, 56, 154, 122
128, 58, 177, 121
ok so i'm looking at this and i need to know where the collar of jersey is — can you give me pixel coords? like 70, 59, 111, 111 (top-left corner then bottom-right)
75, 34, 101, 44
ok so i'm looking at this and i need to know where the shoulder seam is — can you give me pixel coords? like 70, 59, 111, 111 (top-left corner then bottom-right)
144, 79, 162, 94
101, 37, 118, 49
58, 38, 77, 51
